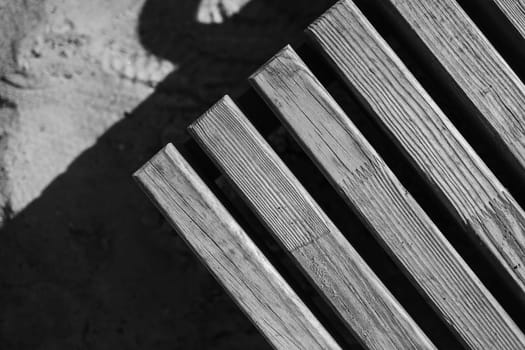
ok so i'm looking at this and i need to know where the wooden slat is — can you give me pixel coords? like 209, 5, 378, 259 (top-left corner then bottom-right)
379, 0, 525, 174
491, 0, 525, 39
189, 96, 436, 350
133, 144, 341, 350
250, 45, 525, 350
308, 0, 525, 300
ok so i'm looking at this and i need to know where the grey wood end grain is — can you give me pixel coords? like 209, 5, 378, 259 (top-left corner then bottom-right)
308, 0, 525, 300
380, 0, 525, 174
189, 96, 436, 350
250, 45, 525, 350
133, 144, 341, 350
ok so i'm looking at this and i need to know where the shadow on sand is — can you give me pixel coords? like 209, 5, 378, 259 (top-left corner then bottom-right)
0, 0, 332, 348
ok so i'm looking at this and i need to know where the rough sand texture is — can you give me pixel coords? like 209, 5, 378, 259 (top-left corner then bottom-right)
0, 0, 333, 348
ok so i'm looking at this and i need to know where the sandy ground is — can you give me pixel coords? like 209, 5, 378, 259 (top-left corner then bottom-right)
0, 0, 332, 348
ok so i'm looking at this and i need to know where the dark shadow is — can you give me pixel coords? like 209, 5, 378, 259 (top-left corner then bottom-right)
0, 0, 333, 348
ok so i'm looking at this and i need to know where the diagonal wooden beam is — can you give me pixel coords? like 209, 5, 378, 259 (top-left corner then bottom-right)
190, 95, 436, 350
134, 144, 342, 350
374, 0, 525, 174
308, 0, 525, 301
250, 45, 525, 350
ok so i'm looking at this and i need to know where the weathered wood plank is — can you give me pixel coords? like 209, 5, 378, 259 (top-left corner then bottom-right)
379, 0, 525, 174
491, 0, 525, 38
189, 96, 436, 350
133, 144, 341, 350
308, 0, 525, 300
250, 45, 525, 350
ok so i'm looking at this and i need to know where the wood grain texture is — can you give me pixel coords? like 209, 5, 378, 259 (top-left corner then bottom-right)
189, 96, 436, 350
308, 0, 525, 300
379, 0, 525, 174
250, 45, 525, 350
133, 144, 341, 350
491, 0, 525, 39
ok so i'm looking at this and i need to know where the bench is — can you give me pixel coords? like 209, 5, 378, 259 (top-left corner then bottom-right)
134, 0, 525, 349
